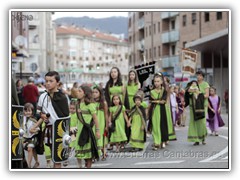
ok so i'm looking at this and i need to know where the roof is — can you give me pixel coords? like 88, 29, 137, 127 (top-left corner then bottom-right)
56, 26, 127, 43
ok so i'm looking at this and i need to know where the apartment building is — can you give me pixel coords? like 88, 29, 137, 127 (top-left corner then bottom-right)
128, 11, 229, 98
55, 25, 129, 87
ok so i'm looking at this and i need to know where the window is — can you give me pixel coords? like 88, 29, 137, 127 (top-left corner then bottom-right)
69, 38, 77, 47
149, 25, 151, 36
182, 15, 187, 26
204, 12, 210, 22
183, 41, 187, 48
217, 12, 222, 20
158, 46, 161, 57
154, 24, 156, 34
158, 22, 161, 33
171, 45, 176, 55
145, 27, 148, 37
145, 49, 148, 60
171, 20, 175, 30
192, 13, 197, 24
149, 48, 152, 59
86, 57, 89, 61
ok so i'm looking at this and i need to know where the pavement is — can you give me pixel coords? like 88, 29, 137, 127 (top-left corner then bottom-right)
24, 105, 229, 170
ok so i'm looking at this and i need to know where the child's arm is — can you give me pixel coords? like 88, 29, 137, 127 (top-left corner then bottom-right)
108, 112, 112, 126
123, 111, 131, 127
103, 101, 109, 131
92, 113, 100, 139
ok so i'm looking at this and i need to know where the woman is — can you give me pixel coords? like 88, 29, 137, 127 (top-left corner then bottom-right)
186, 70, 209, 145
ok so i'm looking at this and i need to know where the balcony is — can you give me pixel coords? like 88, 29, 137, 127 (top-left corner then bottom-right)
162, 55, 180, 68
138, 17, 145, 29
161, 12, 179, 19
161, 30, 179, 43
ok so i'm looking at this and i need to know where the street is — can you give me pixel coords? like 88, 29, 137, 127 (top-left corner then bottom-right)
29, 107, 229, 169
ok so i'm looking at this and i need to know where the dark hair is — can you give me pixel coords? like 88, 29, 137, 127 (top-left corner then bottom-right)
15, 79, 22, 88
93, 86, 105, 110
210, 86, 217, 92
133, 94, 142, 102
127, 70, 139, 86
80, 85, 93, 105
45, 71, 60, 82
111, 94, 122, 106
24, 103, 34, 115
107, 67, 123, 87
196, 70, 205, 78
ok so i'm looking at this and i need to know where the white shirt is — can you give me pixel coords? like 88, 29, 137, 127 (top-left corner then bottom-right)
37, 92, 59, 125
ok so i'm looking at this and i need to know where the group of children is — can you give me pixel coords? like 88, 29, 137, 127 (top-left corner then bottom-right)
19, 69, 224, 169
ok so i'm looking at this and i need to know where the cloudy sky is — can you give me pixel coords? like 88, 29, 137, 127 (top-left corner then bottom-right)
52, 11, 129, 20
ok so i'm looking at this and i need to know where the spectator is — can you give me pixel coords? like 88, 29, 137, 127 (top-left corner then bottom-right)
224, 89, 229, 113
22, 77, 39, 115
16, 79, 24, 105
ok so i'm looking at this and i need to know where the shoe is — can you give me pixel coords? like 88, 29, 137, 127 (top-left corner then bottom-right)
63, 161, 68, 167
193, 142, 200, 146
152, 147, 158, 151
202, 141, 206, 145
214, 132, 219, 136
161, 142, 166, 148
33, 162, 39, 168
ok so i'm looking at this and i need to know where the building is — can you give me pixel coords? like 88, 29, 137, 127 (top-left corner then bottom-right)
128, 11, 229, 98
55, 25, 129, 88
12, 11, 55, 81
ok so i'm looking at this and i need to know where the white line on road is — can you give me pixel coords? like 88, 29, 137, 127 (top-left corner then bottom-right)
199, 135, 228, 163
134, 160, 185, 165
92, 163, 113, 167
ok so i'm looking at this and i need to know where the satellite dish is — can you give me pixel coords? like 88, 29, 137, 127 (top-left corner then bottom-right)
15, 35, 25, 47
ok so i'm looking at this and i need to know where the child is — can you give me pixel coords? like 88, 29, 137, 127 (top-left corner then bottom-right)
69, 100, 78, 157
189, 81, 200, 99
169, 85, 179, 126
208, 86, 225, 136
109, 94, 130, 153
37, 71, 70, 168
23, 103, 40, 168
75, 85, 101, 168
128, 93, 147, 151
93, 86, 109, 161
148, 73, 169, 150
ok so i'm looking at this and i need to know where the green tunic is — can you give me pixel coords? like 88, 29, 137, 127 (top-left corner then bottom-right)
109, 85, 124, 102
109, 105, 127, 143
70, 113, 79, 148
129, 101, 147, 149
127, 83, 139, 109
75, 102, 101, 159
94, 102, 108, 149
165, 100, 177, 140
187, 81, 209, 142
150, 89, 166, 146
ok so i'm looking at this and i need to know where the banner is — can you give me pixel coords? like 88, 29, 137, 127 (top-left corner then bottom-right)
181, 49, 198, 75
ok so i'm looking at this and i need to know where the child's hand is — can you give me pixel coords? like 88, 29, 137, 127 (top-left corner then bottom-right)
95, 131, 100, 139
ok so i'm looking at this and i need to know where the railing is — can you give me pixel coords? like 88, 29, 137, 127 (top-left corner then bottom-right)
161, 55, 180, 68
161, 12, 179, 19
161, 30, 179, 43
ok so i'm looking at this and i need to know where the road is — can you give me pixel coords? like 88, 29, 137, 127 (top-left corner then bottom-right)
27, 107, 229, 169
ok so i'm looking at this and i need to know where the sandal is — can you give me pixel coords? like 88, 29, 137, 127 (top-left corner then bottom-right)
33, 162, 40, 168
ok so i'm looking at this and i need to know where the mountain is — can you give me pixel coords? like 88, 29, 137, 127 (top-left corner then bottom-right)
54, 16, 128, 38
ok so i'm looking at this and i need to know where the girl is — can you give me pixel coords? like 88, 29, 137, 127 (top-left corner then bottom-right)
126, 70, 141, 110
93, 86, 109, 160
23, 103, 40, 168
148, 73, 169, 150
104, 67, 129, 109
109, 94, 130, 152
164, 77, 177, 142
185, 79, 208, 145
75, 85, 101, 168
207, 86, 225, 136
128, 93, 147, 151
169, 85, 179, 126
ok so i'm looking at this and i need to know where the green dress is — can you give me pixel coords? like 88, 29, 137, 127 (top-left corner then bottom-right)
165, 99, 177, 140
94, 102, 108, 149
109, 85, 125, 103
127, 83, 139, 109
109, 105, 127, 143
75, 102, 101, 159
70, 112, 79, 148
150, 89, 168, 146
187, 81, 209, 142
129, 101, 147, 149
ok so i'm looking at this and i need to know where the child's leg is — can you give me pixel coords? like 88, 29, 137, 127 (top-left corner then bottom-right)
27, 147, 33, 168
77, 158, 82, 168
85, 158, 92, 168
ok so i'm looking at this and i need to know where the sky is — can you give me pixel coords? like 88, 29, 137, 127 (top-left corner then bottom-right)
52, 11, 129, 20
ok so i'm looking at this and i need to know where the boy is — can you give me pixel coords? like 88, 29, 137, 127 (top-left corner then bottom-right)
37, 71, 69, 168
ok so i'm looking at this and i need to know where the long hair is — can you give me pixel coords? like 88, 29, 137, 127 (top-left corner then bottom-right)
93, 86, 105, 110
127, 69, 139, 86
80, 85, 93, 105
107, 67, 123, 87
